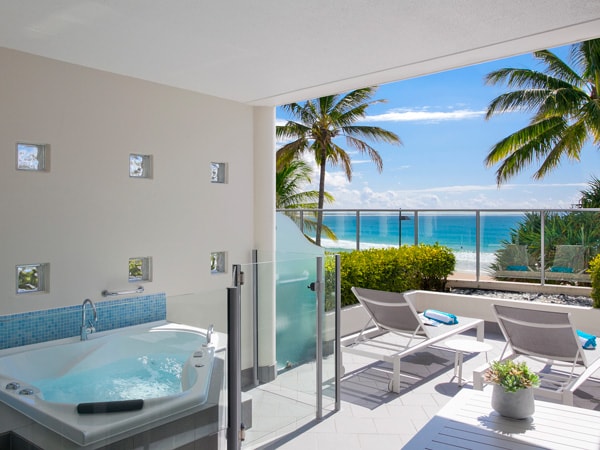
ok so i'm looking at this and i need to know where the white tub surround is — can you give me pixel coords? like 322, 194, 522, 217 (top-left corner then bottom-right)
0, 322, 224, 447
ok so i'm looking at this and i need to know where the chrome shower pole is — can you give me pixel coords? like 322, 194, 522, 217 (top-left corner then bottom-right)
252, 249, 259, 387
227, 264, 243, 450
315, 256, 324, 420
335, 254, 341, 412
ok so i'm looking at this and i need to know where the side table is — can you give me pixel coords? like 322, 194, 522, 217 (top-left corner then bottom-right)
445, 339, 492, 386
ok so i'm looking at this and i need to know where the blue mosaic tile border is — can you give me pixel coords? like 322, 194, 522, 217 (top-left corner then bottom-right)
0, 293, 166, 350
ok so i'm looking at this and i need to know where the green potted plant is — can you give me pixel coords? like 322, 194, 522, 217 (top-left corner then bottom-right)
484, 359, 540, 419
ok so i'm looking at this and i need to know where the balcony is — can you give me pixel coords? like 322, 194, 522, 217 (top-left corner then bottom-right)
244, 288, 600, 449
241, 209, 600, 449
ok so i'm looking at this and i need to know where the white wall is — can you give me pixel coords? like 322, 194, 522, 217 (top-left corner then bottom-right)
0, 47, 259, 316
340, 291, 600, 339
405, 290, 600, 336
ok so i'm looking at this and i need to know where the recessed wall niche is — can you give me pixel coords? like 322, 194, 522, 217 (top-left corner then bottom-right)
129, 257, 152, 282
210, 252, 226, 274
210, 162, 227, 183
16, 263, 49, 294
129, 154, 153, 178
16, 143, 49, 171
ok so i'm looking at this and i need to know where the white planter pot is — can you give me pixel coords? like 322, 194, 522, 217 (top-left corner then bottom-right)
491, 384, 535, 419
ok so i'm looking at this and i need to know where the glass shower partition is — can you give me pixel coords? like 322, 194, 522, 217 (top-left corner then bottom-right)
238, 253, 340, 448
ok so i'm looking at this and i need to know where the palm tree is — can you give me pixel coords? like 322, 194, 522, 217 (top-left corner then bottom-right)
579, 176, 600, 208
276, 87, 402, 245
276, 159, 327, 209
276, 158, 337, 241
484, 39, 600, 184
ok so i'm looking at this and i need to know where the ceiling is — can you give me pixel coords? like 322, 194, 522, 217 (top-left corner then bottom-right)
1, 1, 600, 106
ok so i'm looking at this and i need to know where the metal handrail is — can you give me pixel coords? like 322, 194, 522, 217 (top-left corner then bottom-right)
101, 286, 144, 296
277, 208, 600, 213
278, 207, 600, 284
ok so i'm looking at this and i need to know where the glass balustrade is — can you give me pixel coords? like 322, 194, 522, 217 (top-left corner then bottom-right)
279, 208, 600, 286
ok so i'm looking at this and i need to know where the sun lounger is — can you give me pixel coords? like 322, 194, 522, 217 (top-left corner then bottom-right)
341, 287, 484, 393
494, 244, 591, 283
494, 244, 538, 280
473, 304, 600, 405
544, 244, 590, 283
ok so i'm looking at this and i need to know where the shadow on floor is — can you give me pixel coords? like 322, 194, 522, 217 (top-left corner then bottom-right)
337, 347, 474, 410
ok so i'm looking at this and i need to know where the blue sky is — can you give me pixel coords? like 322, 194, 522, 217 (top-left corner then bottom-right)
276, 43, 598, 210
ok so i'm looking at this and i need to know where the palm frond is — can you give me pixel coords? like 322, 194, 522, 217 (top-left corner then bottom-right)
328, 144, 354, 180
276, 138, 309, 169
533, 120, 589, 179
276, 158, 336, 209
485, 117, 567, 183
280, 192, 320, 209
486, 88, 552, 117
284, 190, 335, 208
485, 117, 565, 164
336, 87, 378, 114
531, 86, 589, 121
574, 39, 600, 82
485, 68, 563, 90
288, 214, 338, 241
276, 120, 311, 140
581, 99, 600, 144
343, 125, 402, 145
318, 95, 337, 117
485, 38, 600, 183
533, 49, 583, 86
579, 176, 600, 208
344, 136, 384, 172
336, 104, 371, 126
485, 67, 584, 117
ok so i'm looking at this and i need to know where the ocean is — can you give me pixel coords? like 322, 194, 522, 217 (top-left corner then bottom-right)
319, 213, 526, 273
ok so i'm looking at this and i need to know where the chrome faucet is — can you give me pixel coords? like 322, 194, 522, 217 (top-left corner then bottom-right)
206, 324, 214, 346
81, 298, 98, 341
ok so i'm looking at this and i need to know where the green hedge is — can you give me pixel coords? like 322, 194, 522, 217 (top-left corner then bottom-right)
327, 244, 456, 308
590, 254, 600, 308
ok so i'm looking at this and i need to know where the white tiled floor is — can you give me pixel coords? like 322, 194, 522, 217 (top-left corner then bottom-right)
243, 329, 509, 449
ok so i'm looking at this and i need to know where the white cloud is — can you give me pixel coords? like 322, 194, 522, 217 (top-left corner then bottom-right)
384, 182, 586, 195
325, 171, 350, 188
322, 182, 585, 210
362, 107, 486, 123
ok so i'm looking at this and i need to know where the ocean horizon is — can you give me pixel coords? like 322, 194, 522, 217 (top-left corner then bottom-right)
318, 212, 525, 274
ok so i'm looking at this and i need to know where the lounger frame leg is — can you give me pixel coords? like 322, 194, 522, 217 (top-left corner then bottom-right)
476, 323, 484, 342
454, 351, 465, 386
473, 369, 484, 390
390, 358, 401, 393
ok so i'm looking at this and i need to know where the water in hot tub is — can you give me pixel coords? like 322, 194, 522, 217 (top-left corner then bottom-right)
35, 352, 187, 403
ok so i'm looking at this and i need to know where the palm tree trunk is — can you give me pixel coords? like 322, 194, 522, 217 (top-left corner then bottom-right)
315, 150, 327, 246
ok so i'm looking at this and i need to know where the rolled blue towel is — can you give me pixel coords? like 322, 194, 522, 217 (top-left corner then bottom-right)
576, 330, 597, 349
423, 309, 458, 325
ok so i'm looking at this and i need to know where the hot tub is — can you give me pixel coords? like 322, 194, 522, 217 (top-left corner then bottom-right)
0, 321, 222, 446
